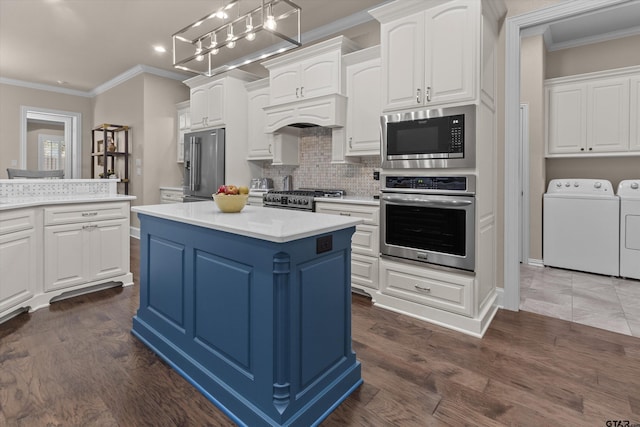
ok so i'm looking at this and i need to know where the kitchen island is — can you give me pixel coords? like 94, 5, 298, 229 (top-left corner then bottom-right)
131, 202, 363, 427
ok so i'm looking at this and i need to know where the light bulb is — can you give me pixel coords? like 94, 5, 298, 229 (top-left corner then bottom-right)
216, 10, 228, 19
246, 32, 256, 41
265, 4, 277, 30
211, 48, 219, 55
227, 40, 236, 49
226, 26, 236, 48
196, 55, 204, 62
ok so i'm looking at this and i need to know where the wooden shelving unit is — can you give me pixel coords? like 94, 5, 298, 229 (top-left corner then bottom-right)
91, 124, 130, 195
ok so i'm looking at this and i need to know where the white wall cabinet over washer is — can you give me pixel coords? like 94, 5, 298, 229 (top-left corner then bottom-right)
631, 75, 640, 152
373, 0, 479, 112
0, 209, 38, 319
344, 46, 382, 157
315, 201, 380, 293
43, 202, 130, 292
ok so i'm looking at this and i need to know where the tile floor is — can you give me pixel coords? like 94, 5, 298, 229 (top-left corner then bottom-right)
520, 264, 640, 337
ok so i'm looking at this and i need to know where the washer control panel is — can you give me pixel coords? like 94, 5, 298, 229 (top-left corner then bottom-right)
617, 180, 640, 198
547, 179, 614, 195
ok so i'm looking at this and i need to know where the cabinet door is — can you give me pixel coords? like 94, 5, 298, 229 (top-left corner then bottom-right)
546, 83, 587, 155
89, 218, 129, 281
44, 223, 90, 291
206, 81, 225, 126
346, 57, 382, 156
299, 50, 341, 99
629, 76, 640, 151
380, 14, 424, 111
587, 76, 630, 153
0, 228, 36, 314
247, 87, 272, 159
177, 106, 190, 163
351, 253, 379, 291
270, 64, 300, 105
424, 0, 477, 106
190, 87, 208, 129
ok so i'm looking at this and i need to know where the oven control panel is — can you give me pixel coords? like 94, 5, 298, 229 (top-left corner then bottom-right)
385, 176, 470, 192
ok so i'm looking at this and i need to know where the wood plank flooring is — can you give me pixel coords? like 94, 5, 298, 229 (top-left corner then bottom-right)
1, 238, 639, 426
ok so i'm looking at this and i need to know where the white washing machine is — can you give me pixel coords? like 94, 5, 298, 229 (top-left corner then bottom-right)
618, 180, 640, 280
543, 179, 619, 276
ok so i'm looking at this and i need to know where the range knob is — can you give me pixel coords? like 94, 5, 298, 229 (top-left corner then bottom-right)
632, 182, 639, 190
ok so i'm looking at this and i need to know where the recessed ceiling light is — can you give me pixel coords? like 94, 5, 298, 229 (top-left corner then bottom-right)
56, 80, 67, 85
154, 45, 167, 53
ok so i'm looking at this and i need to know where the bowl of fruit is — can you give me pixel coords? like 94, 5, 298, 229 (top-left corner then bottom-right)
213, 185, 249, 213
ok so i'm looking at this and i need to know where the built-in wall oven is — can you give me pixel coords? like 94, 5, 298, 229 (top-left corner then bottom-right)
380, 175, 475, 272
381, 104, 475, 169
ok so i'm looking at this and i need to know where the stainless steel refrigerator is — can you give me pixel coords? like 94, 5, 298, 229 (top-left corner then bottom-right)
183, 128, 225, 202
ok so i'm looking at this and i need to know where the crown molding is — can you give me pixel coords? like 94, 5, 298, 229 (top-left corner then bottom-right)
90, 64, 188, 96
0, 77, 93, 98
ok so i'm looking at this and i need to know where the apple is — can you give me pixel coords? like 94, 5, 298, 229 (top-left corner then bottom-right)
225, 185, 239, 195
216, 185, 227, 195
238, 186, 249, 195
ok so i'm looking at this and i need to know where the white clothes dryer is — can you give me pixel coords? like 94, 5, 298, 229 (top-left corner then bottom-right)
618, 180, 640, 280
543, 179, 619, 276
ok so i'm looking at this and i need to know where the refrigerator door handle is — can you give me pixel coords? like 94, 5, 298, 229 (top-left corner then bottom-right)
190, 137, 200, 191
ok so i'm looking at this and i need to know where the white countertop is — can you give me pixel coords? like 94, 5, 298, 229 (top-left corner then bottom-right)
0, 194, 136, 211
314, 196, 380, 206
132, 201, 363, 243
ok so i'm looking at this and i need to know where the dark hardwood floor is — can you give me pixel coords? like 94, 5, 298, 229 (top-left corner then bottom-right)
1, 238, 639, 426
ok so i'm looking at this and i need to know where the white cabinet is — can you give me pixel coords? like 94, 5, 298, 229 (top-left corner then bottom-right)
375, 0, 478, 112
269, 51, 341, 105
344, 46, 382, 157
315, 201, 380, 292
631, 76, 640, 151
546, 67, 640, 157
160, 187, 184, 204
43, 203, 129, 292
246, 79, 272, 159
0, 209, 37, 318
190, 79, 225, 130
176, 101, 190, 163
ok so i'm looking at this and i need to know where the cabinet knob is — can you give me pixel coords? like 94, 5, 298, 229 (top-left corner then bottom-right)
426, 86, 431, 102
296, 87, 299, 98
588, 147, 593, 151
416, 88, 421, 104
348, 137, 352, 148
300, 86, 304, 97
268, 144, 272, 154
580, 148, 585, 151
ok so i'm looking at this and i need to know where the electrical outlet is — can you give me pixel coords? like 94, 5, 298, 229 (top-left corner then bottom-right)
373, 170, 380, 180
316, 235, 333, 254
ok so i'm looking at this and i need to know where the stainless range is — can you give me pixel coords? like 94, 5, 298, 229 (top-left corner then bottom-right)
263, 189, 345, 211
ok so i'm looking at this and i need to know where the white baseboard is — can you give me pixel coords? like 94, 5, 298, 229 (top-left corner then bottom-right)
495, 287, 504, 308
130, 226, 140, 239
527, 258, 544, 268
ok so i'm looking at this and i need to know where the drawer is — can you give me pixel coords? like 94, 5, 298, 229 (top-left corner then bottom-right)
0, 208, 36, 235
352, 224, 379, 257
160, 189, 184, 203
380, 258, 473, 316
44, 202, 129, 226
315, 202, 379, 225
351, 253, 378, 290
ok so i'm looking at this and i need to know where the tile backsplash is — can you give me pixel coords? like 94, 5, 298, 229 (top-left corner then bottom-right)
260, 127, 381, 197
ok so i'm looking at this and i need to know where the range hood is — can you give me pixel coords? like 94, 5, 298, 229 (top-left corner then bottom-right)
263, 93, 347, 133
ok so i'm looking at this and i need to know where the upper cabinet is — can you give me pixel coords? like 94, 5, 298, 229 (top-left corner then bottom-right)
262, 36, 359, 107
344, 46, 382, 157
373, 0, 479, 112
246, 79, 272, 159
546, 66, 640, 157
176, 100, 190, 163
187, 71, 258, 130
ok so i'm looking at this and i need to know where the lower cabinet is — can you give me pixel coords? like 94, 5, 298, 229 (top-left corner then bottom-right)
160, 187, 184, 204
0, 209, 37, 317
315, 201, 380, 292
44, 218, 129, 292
0, 201, 133, 324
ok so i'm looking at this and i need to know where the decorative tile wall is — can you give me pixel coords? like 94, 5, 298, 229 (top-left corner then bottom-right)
0, 179, 117, 200
260, 127, 381, 196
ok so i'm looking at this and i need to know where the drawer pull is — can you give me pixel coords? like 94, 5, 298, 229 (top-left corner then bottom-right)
414, 285, 431, 292
339, 212, 351, 216
82, 224, 98, 231
82, 212, 98, 217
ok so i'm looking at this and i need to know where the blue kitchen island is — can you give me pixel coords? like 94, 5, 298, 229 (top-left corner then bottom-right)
131, 201, 363, 426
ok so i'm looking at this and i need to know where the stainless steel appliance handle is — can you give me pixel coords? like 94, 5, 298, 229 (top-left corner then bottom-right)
381, 193, 473, 208
189, 137, 200, 192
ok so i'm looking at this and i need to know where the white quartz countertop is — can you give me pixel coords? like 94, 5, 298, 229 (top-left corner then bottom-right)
132, 201, 363, 243
0, 194, 136, 211
314, 196, 380, 206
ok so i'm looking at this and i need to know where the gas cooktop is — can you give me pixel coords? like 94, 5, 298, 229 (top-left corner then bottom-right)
263, 188, 346, 211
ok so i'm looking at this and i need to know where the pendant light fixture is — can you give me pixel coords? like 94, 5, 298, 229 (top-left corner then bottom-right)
173, 0, 301, 77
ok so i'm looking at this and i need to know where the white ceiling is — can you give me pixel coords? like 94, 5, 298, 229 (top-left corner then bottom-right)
0, 0, 386, 93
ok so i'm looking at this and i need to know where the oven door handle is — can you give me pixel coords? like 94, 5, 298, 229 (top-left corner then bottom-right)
381, 194, 473, 208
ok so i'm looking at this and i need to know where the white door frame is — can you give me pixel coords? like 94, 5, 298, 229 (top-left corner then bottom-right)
20, 106, 82, 178
519, 104, 530, 265
503, 0, 631, 311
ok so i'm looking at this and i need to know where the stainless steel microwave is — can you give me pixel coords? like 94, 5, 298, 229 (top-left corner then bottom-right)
381, 104, 475, 169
